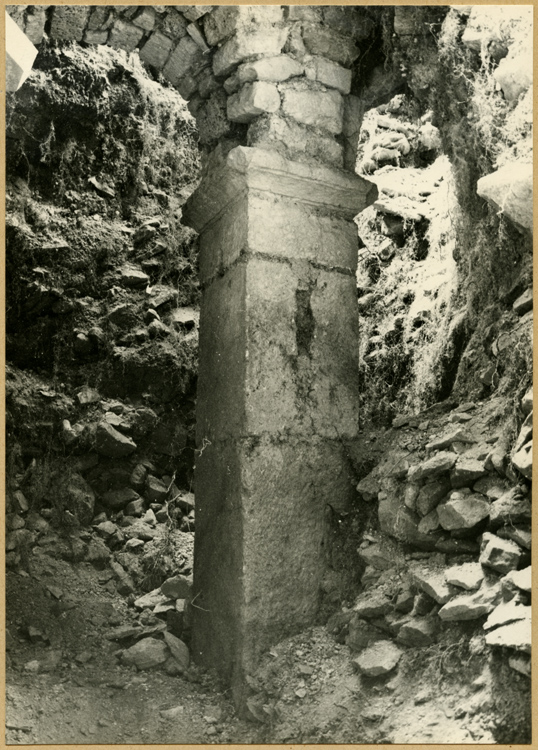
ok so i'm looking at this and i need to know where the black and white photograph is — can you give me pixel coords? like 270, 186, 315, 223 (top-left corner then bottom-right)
5, 3, 533, 745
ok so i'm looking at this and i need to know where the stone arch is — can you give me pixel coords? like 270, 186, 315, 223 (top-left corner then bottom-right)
7, 4, 379, 709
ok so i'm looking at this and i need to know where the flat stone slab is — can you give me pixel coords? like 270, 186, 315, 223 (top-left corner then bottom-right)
438, 581, 502, 621
410, 564, 453, 604
485, 617, 531, 653
483, 602, 530, 631
502, 566, 531, 593
407, 451, 457, 482
354, 640, 403, 676
445, 562, 484, 591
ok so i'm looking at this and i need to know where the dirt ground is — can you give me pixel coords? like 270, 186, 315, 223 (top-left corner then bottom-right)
5, 541, 505, 746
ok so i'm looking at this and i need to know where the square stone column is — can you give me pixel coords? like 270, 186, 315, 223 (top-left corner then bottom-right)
182, 146, 377, 705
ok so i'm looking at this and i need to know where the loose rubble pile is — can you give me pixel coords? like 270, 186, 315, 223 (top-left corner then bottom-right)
340, 386, 532, 682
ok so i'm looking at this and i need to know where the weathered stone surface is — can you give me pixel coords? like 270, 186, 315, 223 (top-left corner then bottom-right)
496, 524, 531, 550
121, 265, 150, 288
445, 562, 484, 591
438, 581, 502, 621
304, 55, 352, 94
94, 520, 119, 538
132, 7, 156, 31
346, 616, 384, 651
485, 617, 531, 653
437, 491, 490, 530
488, 488, 531, 529
161, 575, 193, 600
281, 86, 343, 134
483, 601, 530, 631
301, 23, 359, 66
102, 488, 140, 511
415, 478, 451, 516
58, 473, 95, 526
125, 498, 145, 517
509, 653, 531, 677
502, 567, 531, 593
358, 543, 402, 571
134, 588, 171, 610
95, 421, 137, 457
479, 533, 522, 574
184, 144, 376, 700
354, 640, 403, 676
163, 631, 190, 671
407, 452, 458, 482
521, 388, 533, 415
121, 638, 169, 669
473, 476, 509, 499
512, 440, 532, 479
353, 590, 392, 618
163, 36, 204, 86
477, 162, 533, 234
397, 617, 437, 647
410, 564, 453, 604
379, 495, 441, 550
450, 458, 488, 488
417, 508, 441, 534
426, 429, 475, 451
493, 50, 532, 102
237, 55, 302, 83
203, 5, 282, 46
213, 27, 288, 77
50, 5, 89, 41
109, 18, 145, 52
145, 476, 168, 502
227, 82, 280, 123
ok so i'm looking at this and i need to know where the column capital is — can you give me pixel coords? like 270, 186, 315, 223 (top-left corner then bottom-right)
183, 145, 377, 233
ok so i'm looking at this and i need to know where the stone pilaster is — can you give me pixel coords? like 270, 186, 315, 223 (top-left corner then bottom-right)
183, 146, 377, 704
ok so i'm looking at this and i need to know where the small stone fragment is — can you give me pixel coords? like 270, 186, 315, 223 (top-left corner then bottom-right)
354, 640, 403, 676
121, 637, 169, 669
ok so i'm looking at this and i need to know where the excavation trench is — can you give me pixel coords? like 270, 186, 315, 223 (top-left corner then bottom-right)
5, 5, 533, 744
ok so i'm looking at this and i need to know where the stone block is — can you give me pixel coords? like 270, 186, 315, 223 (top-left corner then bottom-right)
247, 194, 358, 269
304, 55, 352, 94
160, 9, 188, 39
477, 163, 533, 234
479, 532, 522, 574
407, 451, 458, 482
163, 36, 204, 87
193, 435, 355, 688
354, 641, 403, 676
445, 562, 484, 591
322, 6, 375, 39
139, 30, 174, 70
378, 494, 441, 550
204, 5, 283, 47
415, 477, 451, 516
238, 55, 303, 83
133, 7, 156, 31
353, 591, 392, 618
24, 7, 46, 45
6, 12, 37, 92
227, 82, 280, 123
109, 18, 145, 52
179, 6, 213, 23
213, 27, 289, 78
494, 50, 533, 102
281, 85, 343, 134
184, 146, 377, 235
488, 488, 531, 529
197, 69, 220, 99
438, 581, 502, 621
301, 22, 360, 66
410, 564, 453, 604
437, 492, 490, 530
397, 617, 437, 647
84, 30, 109, 45
248, 114, 343, 169
87, 7, 114, 32
49, 5, 90, 41
485, 617, 531, 653
287, 6, 322, 23
450, 457, 488, 488
177, 75, 199, 101
512, 440, 532, 479
243, 260, 360, 438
